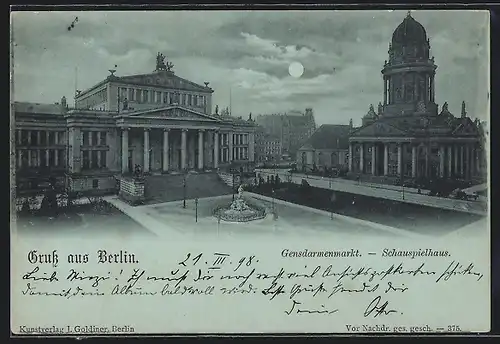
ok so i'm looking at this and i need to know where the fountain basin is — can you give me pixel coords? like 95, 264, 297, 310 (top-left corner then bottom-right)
213, 198, 266, 223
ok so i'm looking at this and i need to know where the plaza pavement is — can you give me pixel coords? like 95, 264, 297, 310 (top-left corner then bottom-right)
103, 193, 483, 240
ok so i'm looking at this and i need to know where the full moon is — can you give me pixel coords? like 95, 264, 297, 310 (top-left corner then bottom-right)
288, 62, 304, 78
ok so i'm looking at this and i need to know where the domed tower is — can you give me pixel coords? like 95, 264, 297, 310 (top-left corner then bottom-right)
381, 11, 438, 118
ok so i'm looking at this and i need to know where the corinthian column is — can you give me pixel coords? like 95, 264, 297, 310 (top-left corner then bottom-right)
411, 145, 417, 178
383, 144, 389, 176
439, 145, 445, 178
163, 129, 170, 172
348, 142, 353, 172
371, 144, 376, 175
397, 144, 402, 177
181, 129, 187, 170
213, 131, 219, 168
121, 128, 129, 174
198, 129, 204, 170
359, 143, 364, 173
143, 128, 150, 173
447, 146, 452, 178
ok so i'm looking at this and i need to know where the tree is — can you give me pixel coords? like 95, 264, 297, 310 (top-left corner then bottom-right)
20, 199, 31, 215
40, 187, 59, 216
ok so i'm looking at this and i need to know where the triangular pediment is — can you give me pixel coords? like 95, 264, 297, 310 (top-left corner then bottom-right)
125, 106, 219, 121
118, 72, 210, 92
351, 121, 408, 137
452, 118, 480, 136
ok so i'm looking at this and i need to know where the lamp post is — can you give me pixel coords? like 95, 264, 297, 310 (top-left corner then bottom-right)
402, 177, 405, 200
330, 191, 336, 220
183, 170, 187, 209
231, 163, 236, 201
272, 188, 275, 215
195, 197, 198, 222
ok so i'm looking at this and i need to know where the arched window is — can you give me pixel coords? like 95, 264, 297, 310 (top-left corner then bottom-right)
331, 152, 338, 166
318, 152, 324, 166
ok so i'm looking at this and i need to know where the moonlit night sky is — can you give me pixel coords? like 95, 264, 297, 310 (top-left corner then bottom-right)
11, 10, 489, 126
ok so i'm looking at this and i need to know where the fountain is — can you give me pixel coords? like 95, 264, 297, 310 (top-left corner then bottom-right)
213, 185, 266, 223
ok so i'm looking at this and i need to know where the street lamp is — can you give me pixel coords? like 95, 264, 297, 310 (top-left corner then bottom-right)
272, 188, 275, 215
183, 169, 187, 208
195, 197, 198, 222
232, 169, 236, 201
330, 191, 336, 220
402, 177, 405, 200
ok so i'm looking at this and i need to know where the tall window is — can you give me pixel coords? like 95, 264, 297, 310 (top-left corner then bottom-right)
143, 90, 149, 103
83, 132, 89, 146
48, 132, 55, 145
331, 152, 338, 166
188, 94, 192, 106
82, 151, 90, 169
99, 131, 107, 145
91, 132, 98, 146
57, 150, 64, 167
91, 151, 99, 169
30, 131, 38, 146
100, 151, 107, 167
21, 131, 28, 145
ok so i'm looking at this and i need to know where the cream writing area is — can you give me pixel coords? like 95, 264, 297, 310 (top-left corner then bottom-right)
11, 235, 490, 335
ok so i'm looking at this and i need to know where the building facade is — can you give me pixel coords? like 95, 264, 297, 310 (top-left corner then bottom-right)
348, 12, 486, 183
297, 124, 351, 172
13, 53, 256, 196
255, 108, 316, 156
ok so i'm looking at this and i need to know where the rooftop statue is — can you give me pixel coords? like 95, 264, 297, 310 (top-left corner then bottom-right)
156, 52, 174, 72
442, 102, 449, 113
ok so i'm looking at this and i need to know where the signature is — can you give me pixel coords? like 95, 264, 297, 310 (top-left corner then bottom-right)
363, 296, 398, 318
285, 300, 338, 315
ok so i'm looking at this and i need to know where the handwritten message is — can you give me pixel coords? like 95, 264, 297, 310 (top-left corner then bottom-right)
14, 246, 488, 335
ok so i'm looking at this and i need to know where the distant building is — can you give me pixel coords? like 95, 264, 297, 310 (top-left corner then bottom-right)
263, 134, 282, 162
255, 108, 316, 156
296, 124, 351, 172
13, 53, 256, 196
349, 12, 486, 182
255, 126, 282, 162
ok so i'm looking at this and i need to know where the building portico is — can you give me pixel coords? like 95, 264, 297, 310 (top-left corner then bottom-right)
348, 137, 484, 181
112, 105, 254, 176
118, 126, 221, 174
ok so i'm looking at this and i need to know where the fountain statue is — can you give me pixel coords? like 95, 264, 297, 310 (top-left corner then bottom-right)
213, 184, 266, 222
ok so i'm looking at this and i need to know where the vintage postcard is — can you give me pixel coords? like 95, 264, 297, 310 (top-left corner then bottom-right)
10, 8, 490, 335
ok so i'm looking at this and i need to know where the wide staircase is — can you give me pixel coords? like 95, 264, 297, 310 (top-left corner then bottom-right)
144, 172, 233, 204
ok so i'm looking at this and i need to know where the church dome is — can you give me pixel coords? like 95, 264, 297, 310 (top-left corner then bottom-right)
391, 12, 428, 46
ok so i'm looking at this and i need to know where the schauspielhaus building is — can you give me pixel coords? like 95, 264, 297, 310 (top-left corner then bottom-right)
13, 53, 256, 196
348, 12, 487, 183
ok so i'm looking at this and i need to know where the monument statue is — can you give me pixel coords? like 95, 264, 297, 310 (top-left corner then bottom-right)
237, 185, 244, 199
